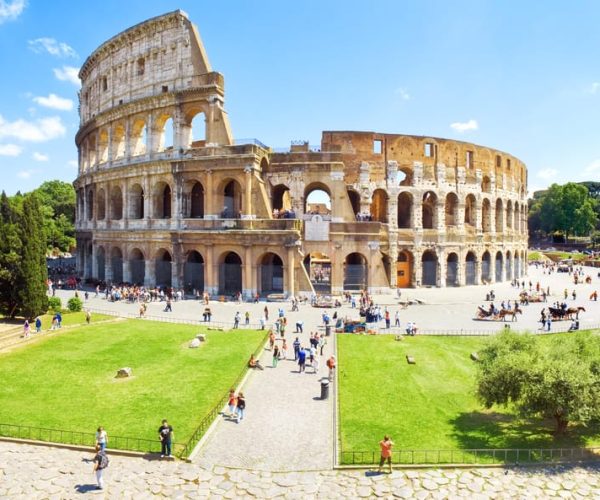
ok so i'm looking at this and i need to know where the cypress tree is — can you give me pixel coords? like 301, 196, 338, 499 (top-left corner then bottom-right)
0, 192, 22, 317
17, 193, 48, 318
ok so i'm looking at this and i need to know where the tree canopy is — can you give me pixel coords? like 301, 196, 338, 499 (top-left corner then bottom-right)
32, 180, 76, 253
476, 330, 600, 435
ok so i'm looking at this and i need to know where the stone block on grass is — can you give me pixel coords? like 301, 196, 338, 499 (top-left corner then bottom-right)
116, 367, 132, 378
406, 355, 416, 364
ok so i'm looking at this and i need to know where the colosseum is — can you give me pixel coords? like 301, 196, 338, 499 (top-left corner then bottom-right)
74, 10, 528, 298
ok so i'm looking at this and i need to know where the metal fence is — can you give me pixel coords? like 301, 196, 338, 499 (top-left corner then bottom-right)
340, 447, 600, 466
0, 423, 184, 456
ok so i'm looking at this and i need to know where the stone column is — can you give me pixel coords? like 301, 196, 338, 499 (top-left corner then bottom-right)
243, 245, 254, 299
412, 193, 423, 230
457, 203, 466, 231
287, 246, 296, 297
173, 173, 183, 230
145, 113, 155, 155
475, 200, 483, 233
91, 244, 98, 280
389, 242, 398, 288
331, 246, 343, 294
474, 258, 481, 285
489, 256, 497, 284
244, 165, 253, 218
143, 177, 151, 220
412, 249, 422, 288
204, 169, 215, 218
122, 259, 131, 284
204, 245, 218, 296
124, 119, 132, 159
144, 259, 156, 288
105, 253, 113, 284
437, 251, 446, 288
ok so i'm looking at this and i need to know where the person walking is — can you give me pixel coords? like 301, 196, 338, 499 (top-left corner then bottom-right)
245, 311, 250, 326
394, 311, 400, 327
269, 330, 276, 350
86, 310, 92, 325
293, 337, 301, 360
281, 339, 288, 360
297, 348, 306, 373
236, 392, 246, 423
92, 448, 109, 490
272, 344, 280, 367
234, 311, 241, 329
164, 298, 172, 312
377, 435, 394, 474
264, 306, 269, 321
23, 319, 31, 339
546, 316, 552, 332
326, 355, 336, 381
95, 426, 108, 451
385, 309, 390, 329
35, 316, 42, 333
158, 419, 174, 458
227, 389, 237, 418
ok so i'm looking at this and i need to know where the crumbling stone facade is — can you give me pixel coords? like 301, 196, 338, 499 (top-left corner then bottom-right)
74, 10, 528, 297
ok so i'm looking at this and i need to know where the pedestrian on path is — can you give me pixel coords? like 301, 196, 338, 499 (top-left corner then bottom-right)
298, 348, 306, 373
95, 426, 108, 451
264, 306, 269, 321
281, 339, 288, 360
164, 298, 172, 312
35, 316, 42, 333
92, 448, 109, 490
86, 310, 91, 324
377, 435, 394, 474
272, 345, 280, 367
326, 355, 336, 381
293, 337, 301, 360
23, 319, 30, 339
234, 311, 241, 329
158, 419, 174, 458
245, 311, 250, 326
227, 389, 237, 417
236, 393, 246, 423
269, 330, 276, 350
394, 311, 400, 327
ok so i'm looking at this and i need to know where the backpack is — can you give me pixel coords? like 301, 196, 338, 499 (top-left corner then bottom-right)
98, 453, 109, 469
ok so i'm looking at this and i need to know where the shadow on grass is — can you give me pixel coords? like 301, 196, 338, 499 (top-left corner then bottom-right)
450, 411, 600, 450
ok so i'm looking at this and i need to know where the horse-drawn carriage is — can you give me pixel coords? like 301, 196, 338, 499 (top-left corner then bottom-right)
519, 291, 545, 304
547, 306, 585, 321
475, 305, 522, 322
335, 318, 367, 333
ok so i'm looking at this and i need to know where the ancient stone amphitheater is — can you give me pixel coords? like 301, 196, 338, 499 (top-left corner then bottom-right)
74, 10, 528, 297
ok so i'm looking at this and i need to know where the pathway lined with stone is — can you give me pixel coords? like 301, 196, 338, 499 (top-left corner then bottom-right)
1, 441, 599, 499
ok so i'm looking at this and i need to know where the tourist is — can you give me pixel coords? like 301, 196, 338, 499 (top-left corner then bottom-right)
394, 311, 400, 327
158, 419, 174, 458
34, 316, 42, 333
248, 353, 264, 370
546, 316, 552, 332
259, 315, 265, 330
227, 389, 237, 417
245, 311, 250, 326
23, 319, 30, 339
326, 355, 336, 381
377, 435, 394, 474
236, 392, 246, 423
234, 311, 241, 329
572, 290, 576, 301
86, 310, 91, 324
56, 311, 62, 328
273, 344, 280, 367
309, 344, 316, 365
92, 447, 109, 490
269, 330, 276, 350
296, 319, 304, 333
281, 339, 288, 360
293, 337, 301, 360
298, 347, 306, 373
313, 354, 320, 374
95, 426, 108, 451
385, 309, 390, 329
164, 298, 172, 312
264, 306, 269, 321
319, 335, 327, 356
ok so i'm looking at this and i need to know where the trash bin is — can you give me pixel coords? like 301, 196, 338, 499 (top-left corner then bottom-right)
325, 325, 331, 336
320, 378, 330, 400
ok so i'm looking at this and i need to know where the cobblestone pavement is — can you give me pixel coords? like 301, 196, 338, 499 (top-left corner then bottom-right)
1, 441, 599, 499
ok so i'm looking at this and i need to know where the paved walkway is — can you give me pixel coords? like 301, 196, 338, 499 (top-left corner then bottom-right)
1, 441, 599, 499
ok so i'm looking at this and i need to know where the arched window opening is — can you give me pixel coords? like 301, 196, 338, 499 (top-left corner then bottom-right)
495, 199, 503, 233
464, 194, 476, 227
344, 253, 368, 291
129, 184, 144, 219
506, 201, 513, 230
219, 252, 242, 295
111, 247, 123, 284
87, 190, 94, 221
98, 129, 109, 163
110, 186, 123, 220
422, 192, 437, 229
259, 253, 284, 294
421, 251, 438, 287
190, 182, 204, 218
129, 248, 145, 285
112, 124, 126, 159
347, 189, 360, 219
397, 192, 412, 228
370, 189, 388, 223
96, 247, 105, 281
191, 112, 206, 147
305, 187, 331, 216
446, 253, 459, 287
495, 251, 504, 282
482, 199, 491, 232
131, 119, 147, 156
272, 184, 292, 217
157, 117, 174, 152
481, 251, 491, 283
465, 251, 477, 285
155, 249, 172, 288
396, 250, 413, 288
97, 189, 106, 220
184, 251, 204, 293
222, 180, 242, 218
162, 185, 172, 219
445, 193, 458, 226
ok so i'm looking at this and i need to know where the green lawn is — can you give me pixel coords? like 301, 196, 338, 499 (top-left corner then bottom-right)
0, 320, 264, 450
338, 334, 600, 461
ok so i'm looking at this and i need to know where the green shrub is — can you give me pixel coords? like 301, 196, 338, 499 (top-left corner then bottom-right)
47, 296, 62, 312
67, 297, 83, 312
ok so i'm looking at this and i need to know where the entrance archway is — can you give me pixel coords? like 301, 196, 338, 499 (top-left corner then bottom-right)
344, 253, 368, 290
421, 250, 438, 286
129, 248, 145, 285
465, 251, 477, 285
190, 182, 204, 218
96, 246, 105, 281
222, 180, 242, 218
396, 250, 413, 288
495, 251, 504, 282
446, 253, 459, 287
259, 253, 284, 294
481, 251, 491, 283
445, 193, 459, 226
155, 249, 172, 288
506, 251, 513, 280
303, 252, 331, 293
219, 252, 242, 295
111, 247, 123, 283
184, 251, 204, 293
305, 185, 331, 216
272, 185, 291, 212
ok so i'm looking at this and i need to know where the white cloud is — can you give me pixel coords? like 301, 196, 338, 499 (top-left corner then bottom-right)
395, 87, 410, 101
536, 168, 558, 180
53, 65, 80, 86
0, 143, 22, 156
28, 37, 77, 58
0, 114, 66, 142
0, 0, 26, 24
32, 151, 48, 161
33, 93, 73, 111
67, 159, 78, 168
450, 119, 479, 133
17, 169, 38, 179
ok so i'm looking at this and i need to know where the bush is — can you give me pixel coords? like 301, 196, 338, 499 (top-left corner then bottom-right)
67, 297, 83, 312
47, 296, 62, 312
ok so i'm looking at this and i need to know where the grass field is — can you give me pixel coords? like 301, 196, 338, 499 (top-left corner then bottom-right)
338, 334, 600, 458
0, 320, 264, 448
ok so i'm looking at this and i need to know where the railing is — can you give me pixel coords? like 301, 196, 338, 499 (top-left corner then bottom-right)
340, 447, 600, 466
234, 138, 269, 149
0, 422, 184, 456
179, 329, 270, 458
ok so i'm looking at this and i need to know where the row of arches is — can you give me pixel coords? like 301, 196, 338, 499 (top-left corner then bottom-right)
80, 110, 207, 171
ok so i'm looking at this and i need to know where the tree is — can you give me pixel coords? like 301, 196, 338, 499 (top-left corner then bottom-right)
16, 193, 48, 318
0, 191, 22, 317
538, 183, 598, 241
33, 180, 76, 252
476, 330, 600, 435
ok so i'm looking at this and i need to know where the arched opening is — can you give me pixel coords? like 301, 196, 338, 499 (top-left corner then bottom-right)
398, 167, 412, 186
112, 123, 125, 159
370, 189, 388, 223
382, 254, 392, 287
397, 192, 412, 228
259, 252, 284, 294
85, 242, 93, 278
421, 250, 438, 287
190, 112, 206, 147
155, 249, 172, 288
86, 190, 94, 221
131, 119, 147, 156
303, 252, 331, 293
190, 182, 204, 218
514, 203, 520, 232
272, 184, 292, 214
495, 199, 503, 232
446, 253, 459, 287
482, 198, 491, 232
481, 251, 491, 283
445, 193, 459, 226
221, 179, 242, 218
184, 251, 204, 293
396, 250, 413, 288
219, 252, 242, 295
464, 194, 476, 227
506, 251, 513, 280
422, 191, 437, 229
87, 136, 97, 167
495, 251, 504, 282
157, 116, 174, 152
111, 247, 123, 284
162, 185, 172, 219
481, 176, 491, 193
347, 189, 360, 218
344, 253, 368, 290
98, 129, 109, 164
97, 188, 106, 220
515, 252, 521, 278
129, 184, 144, 219
110, 186, 123, 220
506, 201, 513, 230
96, 246, 105, 281
129, 248, 145, 285
305, 185, 331, 216
153, 182, 172, 219
465, 251, 477, 285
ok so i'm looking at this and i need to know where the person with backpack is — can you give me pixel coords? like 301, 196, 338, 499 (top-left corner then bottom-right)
236, 392, 246, 423
92, 448, 109, 490
158, 419, 174, 458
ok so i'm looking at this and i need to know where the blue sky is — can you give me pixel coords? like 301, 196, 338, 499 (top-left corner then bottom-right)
0, 0, 599, 195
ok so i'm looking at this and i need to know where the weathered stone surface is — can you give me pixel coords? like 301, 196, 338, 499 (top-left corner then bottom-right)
189, 338, 201, 348
116, 367, 132, 378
